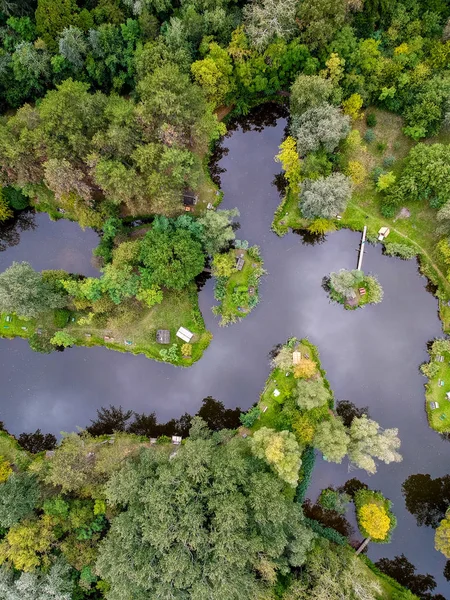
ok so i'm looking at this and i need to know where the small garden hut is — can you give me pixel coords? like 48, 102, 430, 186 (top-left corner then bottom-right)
378, 227, 390, 241
176, 327, 193, 343
292, 351, 301, 365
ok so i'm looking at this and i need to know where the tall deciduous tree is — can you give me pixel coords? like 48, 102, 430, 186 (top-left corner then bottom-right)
296, 379, 329, 409
0, 261, 67, 318
313, 418, 349, 463
0, 473, 40, 528
243, 0, 298, 51
139, 227, 205, 290
291, 104, 350, 156
97, 421, 315, 599
290, 75, 334, 116
251, 427, 302, 486
0, 559, 74, 598
198, 208, 239, 256
300, 174, 352, 220
348, 415, 402, 474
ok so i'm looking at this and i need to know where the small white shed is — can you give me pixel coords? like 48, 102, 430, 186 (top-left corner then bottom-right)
176, 327, 193, 343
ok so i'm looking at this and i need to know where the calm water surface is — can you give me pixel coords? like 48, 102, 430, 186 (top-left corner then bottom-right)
0, 111, 449, 594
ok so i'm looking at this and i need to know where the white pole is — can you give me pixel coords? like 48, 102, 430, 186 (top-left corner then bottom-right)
357, 225, 367, 271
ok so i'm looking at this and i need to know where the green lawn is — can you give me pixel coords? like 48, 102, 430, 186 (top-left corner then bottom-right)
0, 285, 211, 366
424, 350, 450, 432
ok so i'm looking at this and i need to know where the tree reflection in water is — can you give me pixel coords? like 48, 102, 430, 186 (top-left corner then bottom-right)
376, 554, 444, 600
0, 210, 36, 252
402, 473, 450, 528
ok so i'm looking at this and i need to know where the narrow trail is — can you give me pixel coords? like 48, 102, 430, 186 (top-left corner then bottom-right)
349, 201, 450, 298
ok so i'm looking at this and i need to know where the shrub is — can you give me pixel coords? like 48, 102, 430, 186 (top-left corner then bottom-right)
292, 414, 315, 445
318, 488, 350, 514
377, 171, 396, 191
51, 331, 76, 347
381, 198, 398, 218
383, 155, 395, 168
384, 243, 416, 260
364, 129, 376, 143
365, 275, 384, 304
240, 406, 261, 428
159, 343, 179, 363
308, 219, 336, 235
420, 361, 440, 378
371, 166, 383, 183
366, 113, 377, 127
28, 333, 54, 354
346, 160, 367, 185
212, 252, 235, 277
0, 458, 13, 483
181, 343, 192, 358
3, 187, 29, 210
53, 308, 71, 328
296, 446, 316, 503
304, 517, 348, 546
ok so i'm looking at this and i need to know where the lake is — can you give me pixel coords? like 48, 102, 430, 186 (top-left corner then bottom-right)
0, 108, 448, 595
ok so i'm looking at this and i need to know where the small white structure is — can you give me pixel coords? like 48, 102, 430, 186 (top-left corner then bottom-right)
446, 392, 450, 400
273, 389, 280, 397
292, 351, 301, 365
378, 226, 390, 241
150, 438, 157, 445
430, 401, 440, 410
172, 435, 182, 445
176, 326, 193, 343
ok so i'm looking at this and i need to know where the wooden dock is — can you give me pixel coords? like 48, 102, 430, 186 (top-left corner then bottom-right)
357, 225, 367, 271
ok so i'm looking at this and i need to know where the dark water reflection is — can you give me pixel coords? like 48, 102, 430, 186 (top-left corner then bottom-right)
0, 110, 448, 593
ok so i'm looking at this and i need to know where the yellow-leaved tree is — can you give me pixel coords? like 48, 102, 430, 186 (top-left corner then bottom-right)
359, 503, 391, 541
274, 137, 301, 196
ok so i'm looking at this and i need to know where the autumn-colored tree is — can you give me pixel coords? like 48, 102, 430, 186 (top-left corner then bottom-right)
293, 358, 317, 379
275, 137, 301, 195
342, 94, 363, 120
358, 503, 390, 541
346, 161, 367, 185
0, 516, 55, 571
0, 193, 13, 222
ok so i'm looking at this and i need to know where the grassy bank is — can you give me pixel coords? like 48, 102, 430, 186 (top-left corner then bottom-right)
272, 108, 450, 304
421, 340, 450, 432
0, 285, 211, 366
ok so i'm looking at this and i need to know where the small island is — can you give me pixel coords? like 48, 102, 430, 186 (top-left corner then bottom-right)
325, 269, 383, 309
212, 245, 264, 326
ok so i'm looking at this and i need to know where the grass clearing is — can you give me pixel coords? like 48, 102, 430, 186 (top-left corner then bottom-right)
423, 349, 450, 432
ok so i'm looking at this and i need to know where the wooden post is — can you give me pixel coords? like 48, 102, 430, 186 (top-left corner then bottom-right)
357, 225, 367, 271
355, 537, 371, 555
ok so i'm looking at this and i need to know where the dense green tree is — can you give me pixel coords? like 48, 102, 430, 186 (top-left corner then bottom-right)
435, 509, 450, 558
191, 42, 235, 106
87, 405, 133, 436
18, 430, 56, 454
0, 261, 67, 318
296, 379, 330, 410
139, 227, 205, 290
290, 75, 334, 116
0, 473, 40, 528
329, 269, 364, 299
35, 0, 81, 49
97, 422, 315, 599
198, 208, 239, 256
348, 415, 402, 475
300, 174, 352, 220
297, 0, 347, 51
58, 26, 88, 69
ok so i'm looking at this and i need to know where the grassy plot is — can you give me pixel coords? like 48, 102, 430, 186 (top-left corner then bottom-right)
422, 342, 450, 432
252, 339, 333, 434
213, 247, 264, 326
0, 285, 211, 366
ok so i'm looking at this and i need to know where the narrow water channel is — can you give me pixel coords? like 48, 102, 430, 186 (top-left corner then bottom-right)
0, 109, 448, 594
